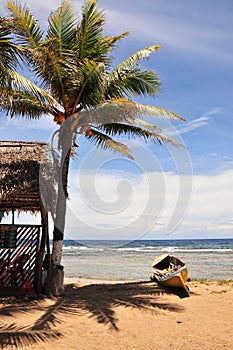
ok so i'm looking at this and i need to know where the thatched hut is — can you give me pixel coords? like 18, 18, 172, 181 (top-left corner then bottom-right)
0, 141, 56, 295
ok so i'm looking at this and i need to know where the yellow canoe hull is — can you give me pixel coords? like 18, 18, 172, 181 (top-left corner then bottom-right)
157, 267, 189, 293
151, 254, 189, 294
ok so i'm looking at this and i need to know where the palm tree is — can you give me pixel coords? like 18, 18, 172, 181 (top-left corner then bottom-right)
2, 0, 184, 294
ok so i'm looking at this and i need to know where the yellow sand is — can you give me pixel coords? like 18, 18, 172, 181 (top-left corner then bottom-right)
0, 280, 232, 350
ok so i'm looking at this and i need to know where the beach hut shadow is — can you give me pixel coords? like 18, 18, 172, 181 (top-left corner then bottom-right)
0, 280, 186, 348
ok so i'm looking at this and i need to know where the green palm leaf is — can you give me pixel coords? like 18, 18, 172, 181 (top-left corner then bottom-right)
73, 59, 105, 108
106, 46, 161, 98
0, 89, 56, 118
2, 68, 57, 103
84, 128, 133, 159
114, 45, 160, 69
47, 0, 76, 51
0, 25, 18, 71
136, 103, 185, 121
97, 123, 157, 138
98, 32, 130, 59
97, 123, 182, 147
106, 68, 161, 98
110, 99, 185, 121
128, 118, 161, 131
75, 99, 184, 129
6, 1, 44, 47
77, 0, 105, 59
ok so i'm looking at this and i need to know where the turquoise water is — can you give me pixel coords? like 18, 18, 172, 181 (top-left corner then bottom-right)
61, 239, 233, 281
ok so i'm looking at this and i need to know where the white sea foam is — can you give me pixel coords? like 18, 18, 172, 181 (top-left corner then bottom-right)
115, 246, 232, 253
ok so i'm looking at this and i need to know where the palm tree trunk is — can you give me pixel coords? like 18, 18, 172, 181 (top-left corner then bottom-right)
46, 128, 71, 296
51, 150, 70, 267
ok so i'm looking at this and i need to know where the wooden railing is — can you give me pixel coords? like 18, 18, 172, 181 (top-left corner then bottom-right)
0, 225, 42, 292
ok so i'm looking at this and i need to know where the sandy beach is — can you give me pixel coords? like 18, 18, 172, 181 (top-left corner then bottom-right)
0, 279, 232, 350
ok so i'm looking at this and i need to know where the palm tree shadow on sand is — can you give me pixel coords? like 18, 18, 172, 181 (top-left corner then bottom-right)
0, 280, 190, 348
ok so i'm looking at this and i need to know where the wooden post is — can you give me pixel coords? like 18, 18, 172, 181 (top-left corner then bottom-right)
12, 209, 15, 225
34, 198, 48, 294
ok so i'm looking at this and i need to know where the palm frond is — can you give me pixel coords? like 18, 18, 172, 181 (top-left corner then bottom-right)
84, 128, 133, 159
129, 118, 161, 131
0, 25, 19, 70
106, 45, 160, 98
30, 44, 72, 105
108, 45, 160, 75
77, 0, 105, 59
0, 89, 55, 118
136, 103, 185, 121
98, 123, 156, 138
47, 0, 76, 51
76, 2, 128, 64
75, 99, 184, 129
72, 99, 134, 129
96, 123, 182, 147
74, 59, 105, 108
99, 32, 130, 57
106, 67, 161, 98
27, 18, 78, 106
6, 1, 44, 48
125, 69, 161, 96
109, 99, 185, 121
2, 68, 57, 103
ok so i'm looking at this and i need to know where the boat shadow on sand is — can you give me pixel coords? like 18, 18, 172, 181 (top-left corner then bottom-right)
0, 280, 191, 348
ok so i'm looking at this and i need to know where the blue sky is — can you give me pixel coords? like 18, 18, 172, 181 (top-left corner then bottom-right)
1, 0, 233, 240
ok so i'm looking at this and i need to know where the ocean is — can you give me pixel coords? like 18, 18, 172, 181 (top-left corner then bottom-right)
61, 238, 233, 281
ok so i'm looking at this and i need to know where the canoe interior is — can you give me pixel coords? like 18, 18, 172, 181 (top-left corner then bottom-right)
151, 254, 189, 294
152, 254, 185, 270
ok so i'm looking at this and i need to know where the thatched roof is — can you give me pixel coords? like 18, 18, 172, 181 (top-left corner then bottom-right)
0, 141, 57, 214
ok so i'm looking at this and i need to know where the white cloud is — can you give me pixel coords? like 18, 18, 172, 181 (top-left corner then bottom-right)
168, 169, 233, 237
170, 116, 212, 136
4, 160, 233, 240
165, 107, 220, 137
58, 166, 233, 240
103, 3, 233, 66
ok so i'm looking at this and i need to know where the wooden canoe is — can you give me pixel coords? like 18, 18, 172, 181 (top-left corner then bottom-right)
151, 254, 189, 294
